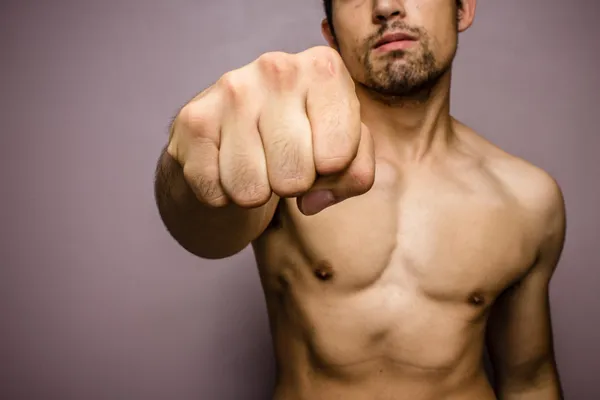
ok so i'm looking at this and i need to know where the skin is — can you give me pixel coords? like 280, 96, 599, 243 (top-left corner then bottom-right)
254, 1, 564, 399
155, 0, 565, 398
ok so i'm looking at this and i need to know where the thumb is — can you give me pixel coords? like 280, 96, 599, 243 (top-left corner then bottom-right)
297, 189, 338, 216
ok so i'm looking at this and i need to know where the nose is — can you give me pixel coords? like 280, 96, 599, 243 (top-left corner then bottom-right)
372, 0, 406, 24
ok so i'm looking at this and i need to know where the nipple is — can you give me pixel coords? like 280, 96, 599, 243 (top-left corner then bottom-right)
314, 261, 334, 281
468, 292, 485, 306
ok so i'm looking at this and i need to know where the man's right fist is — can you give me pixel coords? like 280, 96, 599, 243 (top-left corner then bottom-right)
167, 46, 375, 216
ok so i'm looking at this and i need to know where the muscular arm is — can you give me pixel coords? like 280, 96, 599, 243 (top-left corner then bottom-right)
486, 175, 566, 400
154, 142, 278, 260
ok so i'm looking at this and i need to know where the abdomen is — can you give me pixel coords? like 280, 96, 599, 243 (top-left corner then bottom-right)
267, 283, 494, 400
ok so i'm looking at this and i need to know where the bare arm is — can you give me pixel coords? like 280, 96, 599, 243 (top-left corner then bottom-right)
154, 47, 371, 260
154, 131, 278, 260
487, 175, 566, 399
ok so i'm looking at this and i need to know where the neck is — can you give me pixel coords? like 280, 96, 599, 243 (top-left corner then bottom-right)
356, 71, 455, 162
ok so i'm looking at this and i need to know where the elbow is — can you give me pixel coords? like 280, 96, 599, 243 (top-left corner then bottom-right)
162, 221, 250, 261
495, 358, 562, 399
180, 239, 249, 260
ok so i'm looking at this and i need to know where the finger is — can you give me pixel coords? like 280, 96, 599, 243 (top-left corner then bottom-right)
182, 138, 229, 207
218, 73, 272, 208
258, 95, 316, 197
297, 122, 375, 215
169, 86, 228, 207
256, 53, 316, 197
303, 46, 361, 176
168, 82, 223, 166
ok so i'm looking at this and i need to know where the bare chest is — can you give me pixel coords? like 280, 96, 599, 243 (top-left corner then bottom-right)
259, 161, 537, 306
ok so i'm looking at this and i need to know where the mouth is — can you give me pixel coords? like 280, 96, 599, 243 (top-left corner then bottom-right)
374, 32, 417, 50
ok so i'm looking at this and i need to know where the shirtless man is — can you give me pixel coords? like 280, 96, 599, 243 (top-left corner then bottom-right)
154, 0, 565, 398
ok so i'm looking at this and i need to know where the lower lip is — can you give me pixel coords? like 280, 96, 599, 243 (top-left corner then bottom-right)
375, 40, 416, 52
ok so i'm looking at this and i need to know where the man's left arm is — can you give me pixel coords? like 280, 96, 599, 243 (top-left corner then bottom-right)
486, 175, 566, 400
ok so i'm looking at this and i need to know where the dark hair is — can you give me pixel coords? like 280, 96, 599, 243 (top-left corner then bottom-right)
323, 0, 463, 39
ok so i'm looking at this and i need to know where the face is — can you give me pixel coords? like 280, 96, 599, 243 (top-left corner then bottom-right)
323, 0, 475, 101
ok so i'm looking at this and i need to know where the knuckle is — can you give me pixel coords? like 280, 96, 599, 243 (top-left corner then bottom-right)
314, 128, 357, 174
183, 164, 224, 204
272, 177, 313, 197
347, 163, 375, 194
231, 183, 271, 207
316, 154, 353, 175
309, 45, 340, 60
274, 137, 301, 167
257, 52, 299, 88
227, 166, 271, 207
177, 102, 213, 134
307, 46, 343, 77
273, 139, 304, 173
205, 195, 228, 208
348, 93, 361, 113
268, 138, 314, 195
218, 71, 247, 103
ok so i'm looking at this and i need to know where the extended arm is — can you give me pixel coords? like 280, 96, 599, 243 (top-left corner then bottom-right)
154, 116, 278, 260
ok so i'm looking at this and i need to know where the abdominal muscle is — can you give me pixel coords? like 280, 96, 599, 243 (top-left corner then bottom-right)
256, 255, 497, 400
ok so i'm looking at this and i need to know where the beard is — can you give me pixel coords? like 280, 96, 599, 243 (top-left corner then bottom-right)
355, 24, 456, 104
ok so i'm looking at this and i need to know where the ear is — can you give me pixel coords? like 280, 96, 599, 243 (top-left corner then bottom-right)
457, 0, 477, 32
321, 18, 337, 49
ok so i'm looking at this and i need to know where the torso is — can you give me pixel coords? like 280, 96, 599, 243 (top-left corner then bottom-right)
252, 122, 542, 400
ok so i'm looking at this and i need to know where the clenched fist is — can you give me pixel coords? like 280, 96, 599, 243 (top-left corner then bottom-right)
167, 46, 375, 216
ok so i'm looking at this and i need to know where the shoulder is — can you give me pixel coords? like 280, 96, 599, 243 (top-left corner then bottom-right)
492, 153, 564, 223
501, 158, 566, 266
495, 154, 564, 232
456, 121, 566, 254
490, 154, 566, 275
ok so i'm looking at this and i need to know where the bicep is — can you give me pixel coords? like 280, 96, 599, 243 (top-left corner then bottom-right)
486, 264, 555, 378
487, 185, 566, 381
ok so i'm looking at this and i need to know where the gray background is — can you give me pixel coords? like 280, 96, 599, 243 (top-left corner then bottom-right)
1, 0, 598, 399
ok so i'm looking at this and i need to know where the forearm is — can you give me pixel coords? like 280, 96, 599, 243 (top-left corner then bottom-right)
154, 147, 275, 259
498, 384, 562, 400
496, 366, 563, 400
